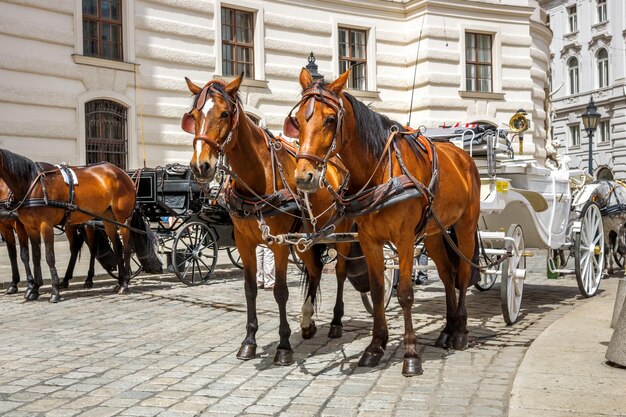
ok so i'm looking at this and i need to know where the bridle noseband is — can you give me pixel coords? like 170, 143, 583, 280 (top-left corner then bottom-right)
286, 84, 345, 175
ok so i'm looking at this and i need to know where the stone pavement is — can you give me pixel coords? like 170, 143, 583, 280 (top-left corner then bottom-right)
0, 241, 624, 417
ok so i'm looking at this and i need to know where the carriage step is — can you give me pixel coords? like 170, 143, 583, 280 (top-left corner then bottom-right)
551, 268, 574, 274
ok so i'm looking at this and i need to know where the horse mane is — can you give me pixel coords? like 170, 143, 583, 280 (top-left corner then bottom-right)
0, 148, 43, 183
342, 93, 403, 159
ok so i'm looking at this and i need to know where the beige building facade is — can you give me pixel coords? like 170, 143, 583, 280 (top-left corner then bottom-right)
0, 0, 550, 168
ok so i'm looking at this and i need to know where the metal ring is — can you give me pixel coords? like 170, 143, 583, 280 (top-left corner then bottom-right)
296, 238, 310, 253
390, 125, 399, 133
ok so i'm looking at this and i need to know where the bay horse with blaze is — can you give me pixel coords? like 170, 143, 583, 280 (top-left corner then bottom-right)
184, 74, 354, 365
290, 69, 482, 376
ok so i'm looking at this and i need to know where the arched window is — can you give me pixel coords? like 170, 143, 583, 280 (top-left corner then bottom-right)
85, 99, 128, 169
568, 57, 579, 95
597, 48, 609, 88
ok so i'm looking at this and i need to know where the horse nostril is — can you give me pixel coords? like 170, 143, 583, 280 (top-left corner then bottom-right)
306, 172, 314, 182
202, 162, 210, 173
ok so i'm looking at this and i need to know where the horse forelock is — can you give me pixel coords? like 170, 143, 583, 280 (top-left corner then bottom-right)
191, 81, 240, 112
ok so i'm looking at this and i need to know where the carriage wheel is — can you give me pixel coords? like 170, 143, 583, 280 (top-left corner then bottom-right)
105, 252, 143, 280
500, 224, 526, 325
289, 246, 305, 272
172, 222, 218, 286
611, 241, 624, 269
474, 240, 498, 291
574, 202, 605, 297
361, 243, 397, 315
227, 247, 244, 269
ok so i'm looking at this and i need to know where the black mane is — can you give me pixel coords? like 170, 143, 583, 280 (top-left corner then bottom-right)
342, 92, 403, 159
0, 148, 42, 183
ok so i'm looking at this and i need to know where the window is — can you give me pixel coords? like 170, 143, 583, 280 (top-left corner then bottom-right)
597, 48, 609, 88
568, 57, 579, 95
597, 0, 607, 23
598, 120, 610, 143
465, 33, 492, 92
85, 100, 128, 169
569, 124, 580, 147
338, 27, 367, 91
221, 7, 254, 78
82, 0, 123, 61
567, 5, 577, 32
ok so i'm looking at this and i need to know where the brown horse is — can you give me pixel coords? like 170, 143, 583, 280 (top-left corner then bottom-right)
0, 149, 157, 302
184, 75, 354, 365
291, 69, 482, 376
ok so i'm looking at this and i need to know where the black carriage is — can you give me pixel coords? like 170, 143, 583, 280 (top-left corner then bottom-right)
128, 164, 242, 286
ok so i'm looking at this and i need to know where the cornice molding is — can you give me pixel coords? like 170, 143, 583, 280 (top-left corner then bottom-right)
72, 55, 138, 72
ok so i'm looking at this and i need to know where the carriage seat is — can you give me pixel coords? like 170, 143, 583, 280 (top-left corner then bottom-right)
425, 124, 512, 157
158, 164, 201, 215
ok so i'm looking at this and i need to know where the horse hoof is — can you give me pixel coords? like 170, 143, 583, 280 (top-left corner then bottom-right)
301, 322, 317, 340
25, 291, 39, 301
358, 350, 384, 367
452, 333, 468, 350
402, 356, 423, 377
113, 284, 121, 293
59, 281, 69, 290
273, 349, 294, 366
435, 332, 452, 349
49, 294, 61, 303
118, 286, 130, 295
236, 344, 256, 360
5, 286, 18, 295
83, 282, 93, 289
328, 324, 343, 339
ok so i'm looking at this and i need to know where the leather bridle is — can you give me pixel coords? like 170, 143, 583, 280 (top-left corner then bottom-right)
284, 83, 345, 180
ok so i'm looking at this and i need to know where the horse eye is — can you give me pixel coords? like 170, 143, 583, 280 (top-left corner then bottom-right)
221, 111, 229, 119
325, 116, 336, 125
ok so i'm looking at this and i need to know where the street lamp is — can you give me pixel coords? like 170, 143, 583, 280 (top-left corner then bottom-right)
305, 52, 324, 82
581, 97, 601, 175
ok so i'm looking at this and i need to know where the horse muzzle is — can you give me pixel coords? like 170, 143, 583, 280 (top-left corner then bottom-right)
294, 165, 321, 193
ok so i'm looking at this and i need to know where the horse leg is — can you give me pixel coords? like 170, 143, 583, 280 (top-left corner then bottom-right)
357, 233, 388, 368
24, 226, 42, 301
118, 226, 132, 294
104, 222, 125, 292
60, 226, 83, 289
41, 224, 62, 303
329, 242, 349, 338
395, 238, 423, 376
295, 248, 323, 340
236, 242, 260, 360
84, 226, 96, 289
449, 226, 478, 350
15, 222, 34, 297
272, 245, 293, 365
425, 234, 458, 349
2, 228, 20, 294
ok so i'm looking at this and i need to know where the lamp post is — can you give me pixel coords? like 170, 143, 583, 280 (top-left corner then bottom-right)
305, 52, 324, 82
581, 97, 601, 175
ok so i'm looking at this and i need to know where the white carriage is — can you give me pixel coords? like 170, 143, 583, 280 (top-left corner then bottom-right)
425, 114, 605, 324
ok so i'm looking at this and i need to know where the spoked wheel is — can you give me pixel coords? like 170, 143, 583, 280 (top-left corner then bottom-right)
106, 252, 143, 280
574, 202, 605, 297
361, 243, 397, 315
172, 222, 218, 286
227, 247, 243, 269
611, 240, 624, 269
474, 240, 498, 291
500, 224, 526, 325
289, 246, 305, 272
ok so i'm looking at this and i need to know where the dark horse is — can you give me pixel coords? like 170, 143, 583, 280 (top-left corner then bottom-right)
0, 149, 160, 302
184, 75, 355, 365
291, 69, 481, 376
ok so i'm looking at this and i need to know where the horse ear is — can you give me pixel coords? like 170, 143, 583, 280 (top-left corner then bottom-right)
328, 69, 351, 94
226, 72, 244, 96
299, 67, 313, 89
185, 77, 202, 95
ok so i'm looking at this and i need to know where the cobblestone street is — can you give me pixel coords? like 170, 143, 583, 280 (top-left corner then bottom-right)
0, 250, 612, 417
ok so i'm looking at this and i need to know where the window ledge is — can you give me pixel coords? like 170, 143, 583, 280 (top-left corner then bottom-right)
345, 89, 380, 100
213, 75, 269, 89
459, 91, 505, 100
592, 21, 608, 28
570, 145, 580, 150
564, 30, 579, 37
72, 54, 137, 72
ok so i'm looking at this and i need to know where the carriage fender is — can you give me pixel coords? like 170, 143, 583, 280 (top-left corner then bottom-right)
509, 188, 548, 212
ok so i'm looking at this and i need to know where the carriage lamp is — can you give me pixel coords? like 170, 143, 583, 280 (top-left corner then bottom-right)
581, 97, 601, 175
305, 52, 325, 82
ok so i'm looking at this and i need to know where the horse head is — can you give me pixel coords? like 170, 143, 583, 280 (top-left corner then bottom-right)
290, 68, 351, 193
183, 74, 243, 184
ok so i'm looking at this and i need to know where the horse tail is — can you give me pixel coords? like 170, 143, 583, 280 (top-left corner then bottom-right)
441, 227, 460, 289
92, 226, 118, 272
299, 243, 325, 308
470, 231, 480, 286
129, 210, 163, 274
